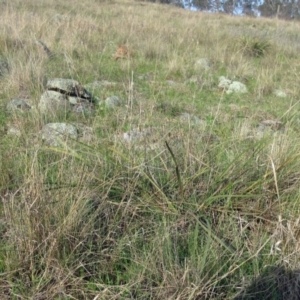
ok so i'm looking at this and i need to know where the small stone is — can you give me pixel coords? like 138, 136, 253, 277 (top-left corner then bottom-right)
105, 96, 122, 109
74, 123, 94, 143
194, 58, 210, 72
226, 81, 248, 94
41, 123, 78, 147
179, 113, 206, 126
6, 98, 31, 112
123, 128, 153, 143
72, 102, 94, 115
38, 90, 70, 115
7, 127, 21, 137
259, 120, 283, 131
166, 80, 177, 85
0, 55, 9, 76
218, 76, 232, 89
186, 76, 198, 83
274, 89, 287, 98
218, 76, 248, 94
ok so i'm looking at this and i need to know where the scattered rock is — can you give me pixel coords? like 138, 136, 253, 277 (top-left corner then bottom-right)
0, 55, 9, 77
47, 78, 92, 100
39, 90, 71, 115
226, 81, 248, 94
7, 127, 21, 137
166, 80, 178, 86
75, 123, 95, 143
258, 120, 284, 131
38, 78, 96, 116
137, 73, 154, 81
274, 89, 287, 98
72, 102, 94, 115
194, 58, 210, 72
6, 98, 31, 112
123, 128, 154, 143
105, 95, 122, 109
218, 76, 232, 89
255, 119, 284, 138
51, 13, 70, 24
179, 113, 206, 126
41, 123, 78, 147
218, 76, 248, 94
186, 76, 198, 84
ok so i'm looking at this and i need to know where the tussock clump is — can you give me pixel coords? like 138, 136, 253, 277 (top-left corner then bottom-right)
238, 36, 271, 57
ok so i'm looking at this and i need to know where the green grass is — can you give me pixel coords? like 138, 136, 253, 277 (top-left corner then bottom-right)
1, 0, 300, 298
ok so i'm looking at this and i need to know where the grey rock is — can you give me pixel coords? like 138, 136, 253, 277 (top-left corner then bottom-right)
226, 81, 248, 94
218, 76, 248, 94
75, 123, 95, 143
123, 128, 154, 143
166, 80, 178, 86
7, 127, 21, 137
218, 76, 232, 89
274, 89, 287, 98
41, 123, 78, 147
256, 120, 284, 138
0, 56, 9, 76
179, 113, 206, 126
258, 120, 284, 131
51, 14, 70, 24
186, 76, 198, 84
194, 58, 210, 72
105, 96, 122, 109
68, 96, 81, 105
137, 73, 154, 81
72, 102, 94, 115
7, 98, 31, 112
47, 78, 92, 100
39, 90, 71, 114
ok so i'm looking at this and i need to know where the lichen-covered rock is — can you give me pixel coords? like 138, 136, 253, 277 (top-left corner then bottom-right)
274, 89, 287, 98
72, 102, 94, 115
0, 55, 9, 76
226, 81, 248, 94
255, 120, 284, 139
179, 113, 206, 126
7, 127, 21, 137
47, 78, 92, 100
6, 98, 31, 112
194, 58, 210, 72
218, 76, 248, 94
75, 123, 95, 143
218, 76, 232, 89
122, 128, 154, 143
258, 120, 284, 131
105, 96, 122, 109
38, 90, 71, 115
41, 123, 78, 147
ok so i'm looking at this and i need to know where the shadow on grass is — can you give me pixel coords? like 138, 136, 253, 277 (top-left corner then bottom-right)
234, 265, 300, 300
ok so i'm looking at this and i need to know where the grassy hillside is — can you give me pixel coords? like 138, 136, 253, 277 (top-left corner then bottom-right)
1, 0, 300, 298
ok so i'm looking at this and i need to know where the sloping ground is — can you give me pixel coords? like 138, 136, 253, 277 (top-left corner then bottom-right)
1, 0, 300, 298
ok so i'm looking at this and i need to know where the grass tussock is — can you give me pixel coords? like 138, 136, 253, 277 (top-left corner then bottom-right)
1, 0, 300, 298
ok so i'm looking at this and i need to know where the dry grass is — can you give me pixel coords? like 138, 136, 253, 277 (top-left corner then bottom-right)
1, 0, 300, 298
